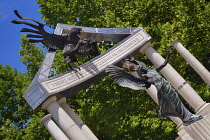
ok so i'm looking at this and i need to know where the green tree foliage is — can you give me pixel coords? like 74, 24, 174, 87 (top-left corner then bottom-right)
0, 36, 51, 140
19, 35, 45, 77
1, 0, 210, 139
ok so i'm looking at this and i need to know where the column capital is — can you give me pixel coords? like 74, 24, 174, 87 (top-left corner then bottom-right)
57, 97, 66, 105
139, 41, 151, 53
170, 38, 179, 46
41, 96, 57, 110
40, 114, 52, 125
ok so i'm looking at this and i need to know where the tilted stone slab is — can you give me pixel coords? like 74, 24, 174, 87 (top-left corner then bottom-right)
23, 25, 151, 110
55, 23, 141, 41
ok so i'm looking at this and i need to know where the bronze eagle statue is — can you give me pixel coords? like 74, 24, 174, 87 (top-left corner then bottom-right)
105, 50, 203, 126
12, 10, 100, 71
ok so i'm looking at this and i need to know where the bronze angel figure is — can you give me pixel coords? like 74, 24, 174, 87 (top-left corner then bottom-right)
105, 50, 203, 126
12, 10, 100, 71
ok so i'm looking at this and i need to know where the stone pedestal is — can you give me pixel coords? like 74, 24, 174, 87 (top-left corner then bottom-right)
184, 114, 210, 139
41, 96, 88, 140
40, 114, 69, 140
177, 126, 193, 140
176, 136, 184, 140
196, 103, 210, 116
57, 97, 98, 140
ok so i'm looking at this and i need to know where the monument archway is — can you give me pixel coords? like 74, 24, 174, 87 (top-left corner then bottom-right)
18, 22, 210, 140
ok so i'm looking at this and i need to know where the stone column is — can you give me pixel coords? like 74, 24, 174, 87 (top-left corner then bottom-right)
171, 38, 210, 86
139, 42, 206, 113
170, 39, 210, 115
40, 114, 69, 140
57, 97, 98, 140
41, 96, 88, 140
184, 114, 210, 139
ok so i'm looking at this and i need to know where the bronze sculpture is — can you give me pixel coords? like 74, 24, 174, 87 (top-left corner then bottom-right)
12, 10, 100, 71
105, 50, 203, 126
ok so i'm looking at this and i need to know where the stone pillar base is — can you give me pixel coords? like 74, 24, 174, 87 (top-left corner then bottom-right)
177, 126, 193, 140
196, 103, 210, 116
41, 96, 88, 140
175, 136, 182, 140
184, 114, 210, 139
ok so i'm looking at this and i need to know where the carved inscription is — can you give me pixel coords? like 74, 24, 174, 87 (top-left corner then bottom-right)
48, 73, 84, 89
95, 37, 141, 67
42, 30, 148, 93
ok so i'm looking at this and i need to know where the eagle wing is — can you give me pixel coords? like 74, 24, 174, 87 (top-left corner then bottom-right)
40, 33, 65, 50
105, 65, 151, 90
74, 38, 100, 56
12, 10, 65, 50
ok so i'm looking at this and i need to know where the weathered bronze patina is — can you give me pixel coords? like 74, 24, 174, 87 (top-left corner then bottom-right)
105, 50, 203, 126
12, 10, 100, 70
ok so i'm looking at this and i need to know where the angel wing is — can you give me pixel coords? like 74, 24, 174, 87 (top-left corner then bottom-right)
11, 10, 65, 50
105, 65, 151, 90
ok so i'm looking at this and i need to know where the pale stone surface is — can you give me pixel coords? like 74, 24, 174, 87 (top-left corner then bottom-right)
175, 136, 183, 140
184, 114, 210, 140
196, 103, 210, 116
57, 97, 98, 140
145, 85, 158, 104
23, 51, 56, 110
41, 96, 88, 140
54, 23, 142, 41
41, 30, 150, 94
177, 126, 193, 140
171, 38, 210, 86
23, 26, 152, 110
40, 114, 69, 140
171, 38, 210, 116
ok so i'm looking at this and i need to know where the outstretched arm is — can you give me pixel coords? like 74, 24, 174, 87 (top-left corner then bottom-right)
155, 49, 172, 72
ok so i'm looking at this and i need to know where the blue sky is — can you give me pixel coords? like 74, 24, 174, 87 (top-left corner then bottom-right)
0, 0, 53, 72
